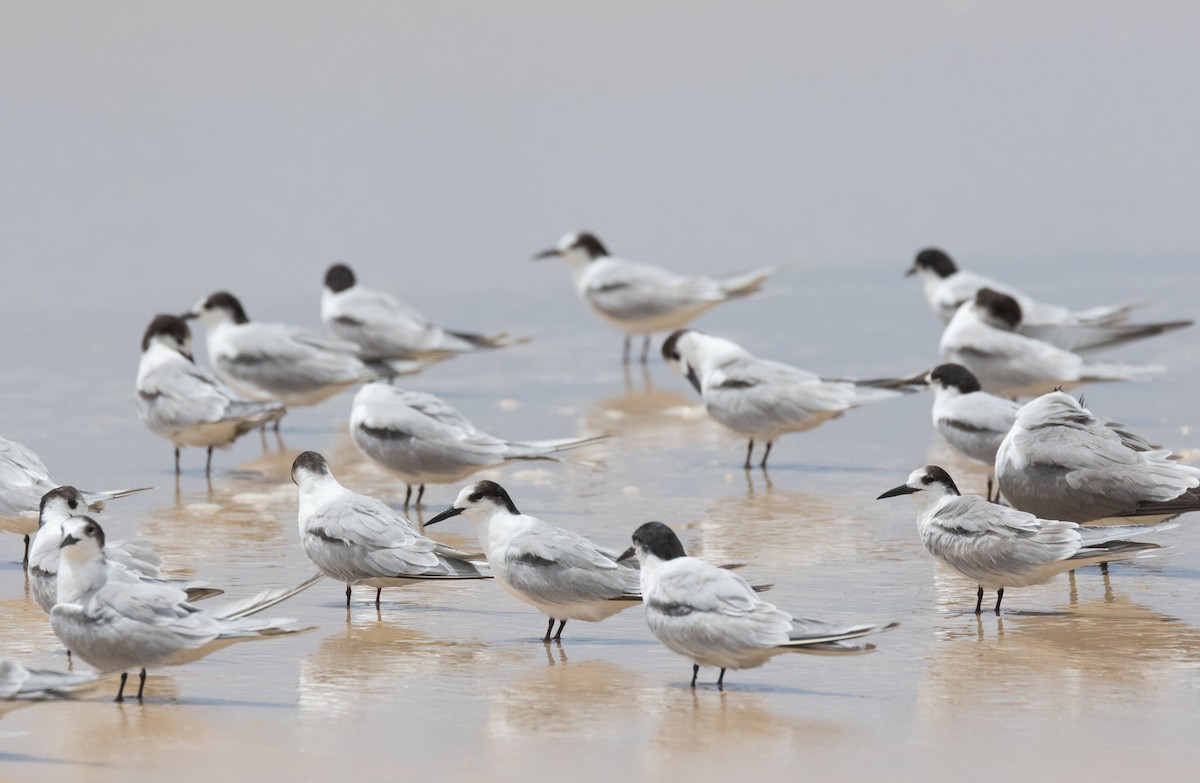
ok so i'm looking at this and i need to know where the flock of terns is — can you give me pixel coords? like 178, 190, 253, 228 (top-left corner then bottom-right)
2, 232, 1197, 704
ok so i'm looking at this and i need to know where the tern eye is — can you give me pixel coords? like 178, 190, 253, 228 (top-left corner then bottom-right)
467, 492, 482, 503
84, 525, 95, 535
68, 499, 78, 509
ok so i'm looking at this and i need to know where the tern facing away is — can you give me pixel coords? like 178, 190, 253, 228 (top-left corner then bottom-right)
291, 451, 490, 607
185, 291, 434, 417
878, 466, 1173, 613
535, 231, 776, 363
51, 517, 321, 701
136, 314, 285, 474
426, 480, 642, 641
996, 391, 1200, 525
631, 522, 897, 689
322, 262, 510, 361
349, 382, 607, 507
662, 328, 918, 468
940, 289, 1167, 397
29, 487, 222, 614
907, 248, 1138, 327
0, 436, 150, 565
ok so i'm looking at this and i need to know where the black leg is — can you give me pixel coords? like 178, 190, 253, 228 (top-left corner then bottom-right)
174, 447, 181, 475
640, 335, 650, 363
273, 418, 281, 434
552, 620, 566, 641
1099, 561, 1109, 575
136, 669, 147, 701
404, 484, 412, 509
22, 535, 30, 568
622, 335, 631, 365
744, 439, 755, 469
416, 485, 425, 506
115, 672, 128, 702
375, 588, 382, 607
994, 587, 1005, 614
345, 584, 352, 607
205, 446, 213, 476
974, 586, 984, 614
759, 440, 773, 469
543, 618, 555, 642
717, 669, 726, 690
691, 664, 699, 688
987, 476, 994, 503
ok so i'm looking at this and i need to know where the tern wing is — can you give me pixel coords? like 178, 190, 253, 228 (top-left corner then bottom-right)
924, 496, 1080, 578
0, 437, 53, 516
503, 523, 640, 602
583, 259, 725, 321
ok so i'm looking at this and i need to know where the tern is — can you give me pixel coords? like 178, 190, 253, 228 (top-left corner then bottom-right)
535, 231, 775, 363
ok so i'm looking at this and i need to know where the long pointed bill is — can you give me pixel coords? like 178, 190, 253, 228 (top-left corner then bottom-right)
180, 311, 198, 321
59, 534, 80, 549
532, 249, 560, 260
424, 506, 464, 527
877, 485, 919, 500
904, 266, 917, 278
685, 365, 702, 394
615, 546, 636, 563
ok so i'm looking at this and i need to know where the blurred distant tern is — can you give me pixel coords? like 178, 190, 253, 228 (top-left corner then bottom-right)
291, 451, 489, 606
426, 480, 642, 641
940, 288, 1167, 397
350, 382, 607, 507
136, 314, 285, 474
185, 291, 434, 415
51, 516, 320, 701
878, 465, 1173, 612
662, 328, 918, 467
908, 248, 1138, 327
0, 659, 114, 709
535, 231, 776, 363
996, 391, 1200, 525
322, 262, 511, 361
631, 521, 896, 689
0, 436, 150, 565
29, 486, 222, 614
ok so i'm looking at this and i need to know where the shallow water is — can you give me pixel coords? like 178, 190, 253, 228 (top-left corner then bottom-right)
3, 3, 1200, 782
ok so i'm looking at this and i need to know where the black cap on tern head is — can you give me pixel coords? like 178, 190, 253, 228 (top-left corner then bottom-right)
291, 451, 330, 484
878, 465, 960, 499
569, 232, 609, 260
661, 329, 691, 363
910, 248, 958, 278
466, 480, 519, 514
631, 521, 688, 561
325, 263, 356, 293
929, 363, 982, 394
200, 291, 250, 324
60, 516, 106, 550
141, 314, 193, 354
975, 287, 1022, 329
39, 486, 85, 521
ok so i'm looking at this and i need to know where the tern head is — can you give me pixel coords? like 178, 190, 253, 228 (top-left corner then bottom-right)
973, 288, 1021, 330
185, 291, 250, 327
1013, 391, 1092, 430
425, 480, 519, 527
631, 521, 687, 564
878, 466, 961, 504
291, 451, 333, 486
38, 486, 87, 530
533, 232, 610, 265
141, 314, 195, 360
661, 330, 702, 393
928, 363, 982, 395
325, 263, 357, 294
907, 248, 958, 279
58, 516, 106, 563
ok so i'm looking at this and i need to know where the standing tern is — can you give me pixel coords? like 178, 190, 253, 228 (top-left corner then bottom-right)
426, 480, 642, 641
51, 516, 321, 701
907, 248, 1138, 326
878, 465, 1173, 613
631, 521, 896, 689
535, 231, 776, 363
185, 291, 434, 418
350, 382, 607, 507
136, 314, 285, 474
996, 391, 1200, 525
940, 289, 1167, 397
28, 487, 222, 614
662, 328, 918, 468
0, 435, 150, 565
291, 451, 489, 607
322, 262, 510, 361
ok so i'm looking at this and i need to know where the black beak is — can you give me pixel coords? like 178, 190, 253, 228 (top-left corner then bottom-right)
424, 506, 464, 527
180, 311, 198, 321
685, 365, 702, 395
616, 546, 637, 563
877, 485, 919, 500
59, 533, 80, 549
904, 266, 917, 278
533, 249, 560, 261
